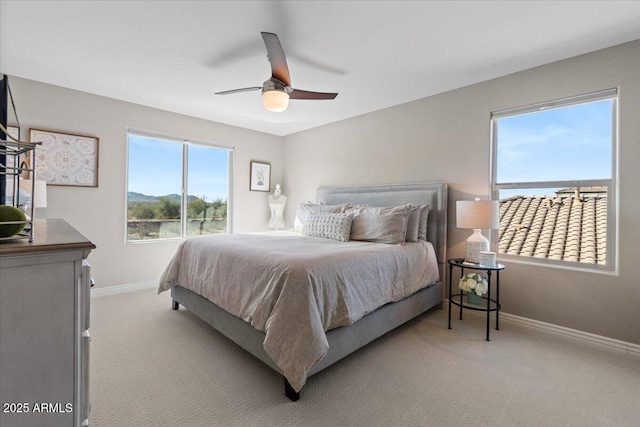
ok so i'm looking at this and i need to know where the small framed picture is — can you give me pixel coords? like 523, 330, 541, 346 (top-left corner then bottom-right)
29, 128, 99, 187
250, 161, 270, 192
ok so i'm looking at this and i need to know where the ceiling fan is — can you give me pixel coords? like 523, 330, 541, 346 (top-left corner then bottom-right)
215, 32, 338, 112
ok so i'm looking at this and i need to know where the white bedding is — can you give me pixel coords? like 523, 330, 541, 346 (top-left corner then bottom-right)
158, 232, 439, 392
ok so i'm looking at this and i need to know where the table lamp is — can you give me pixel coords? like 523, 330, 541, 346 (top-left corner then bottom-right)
456, 198, 499, 263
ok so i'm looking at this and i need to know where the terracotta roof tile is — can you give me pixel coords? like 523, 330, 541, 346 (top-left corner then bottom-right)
498, 188, 607, 265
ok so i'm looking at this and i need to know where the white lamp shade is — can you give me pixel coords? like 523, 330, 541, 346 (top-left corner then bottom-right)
19, 179, 48, 208
456, 200, 499, 229
262, 90, 289, 112
457, 199, 499, 263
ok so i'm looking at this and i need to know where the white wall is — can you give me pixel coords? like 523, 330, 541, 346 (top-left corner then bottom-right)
8, 77, 283, 288
283, 40, 640, 345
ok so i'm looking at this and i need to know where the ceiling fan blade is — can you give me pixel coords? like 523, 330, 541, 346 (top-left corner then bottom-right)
215, 87, 262, 95
289, 89, 338, 100
261, 32, 291, 86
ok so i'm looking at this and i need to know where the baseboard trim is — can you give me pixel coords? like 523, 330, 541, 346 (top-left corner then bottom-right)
91, 280, 158, 298
445, 299, 640, 357
499, 312, 640, 357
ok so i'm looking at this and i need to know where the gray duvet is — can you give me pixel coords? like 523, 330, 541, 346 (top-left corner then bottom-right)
158, 233, 439, 392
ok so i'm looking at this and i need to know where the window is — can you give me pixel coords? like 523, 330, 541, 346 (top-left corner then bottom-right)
127, 130, 232, 241
491, 89, 617, 270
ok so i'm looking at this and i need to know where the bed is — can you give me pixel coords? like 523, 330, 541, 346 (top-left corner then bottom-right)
158, 181, 447, 401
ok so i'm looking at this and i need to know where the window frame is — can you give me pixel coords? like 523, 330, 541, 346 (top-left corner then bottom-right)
125, 128, 234, 244
489, 89, 618, 273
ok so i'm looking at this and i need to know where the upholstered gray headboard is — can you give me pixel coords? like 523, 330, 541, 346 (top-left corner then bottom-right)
316, 182, 447, 266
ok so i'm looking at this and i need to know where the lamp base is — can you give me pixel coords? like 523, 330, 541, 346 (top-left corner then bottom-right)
465, 229, 489, 264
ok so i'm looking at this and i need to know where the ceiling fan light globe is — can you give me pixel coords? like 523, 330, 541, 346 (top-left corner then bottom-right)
262, 90, 289, 112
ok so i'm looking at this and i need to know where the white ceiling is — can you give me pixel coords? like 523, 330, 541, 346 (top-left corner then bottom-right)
2, 1, 640, 136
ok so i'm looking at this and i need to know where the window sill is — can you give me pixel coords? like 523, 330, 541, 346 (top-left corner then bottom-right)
496, 253, 618, 276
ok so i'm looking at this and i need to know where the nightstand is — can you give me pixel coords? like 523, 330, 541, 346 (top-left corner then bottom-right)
447, 258, 504, 341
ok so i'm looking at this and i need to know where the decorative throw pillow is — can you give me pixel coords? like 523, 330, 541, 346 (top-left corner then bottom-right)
349, 204, 412, 244
293, 203, 349, 233
303, 212, 353, 242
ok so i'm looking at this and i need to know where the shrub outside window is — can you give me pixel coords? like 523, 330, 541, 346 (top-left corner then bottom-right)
127, 130, 232, 242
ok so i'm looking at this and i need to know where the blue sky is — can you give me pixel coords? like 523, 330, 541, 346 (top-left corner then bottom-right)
127, 99, 611, 202
496, 99, 612, 197
128, 134, 229, 201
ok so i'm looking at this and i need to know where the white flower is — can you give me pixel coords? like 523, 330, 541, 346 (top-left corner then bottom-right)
459, 273, 488, 296
475, 280, 487, 295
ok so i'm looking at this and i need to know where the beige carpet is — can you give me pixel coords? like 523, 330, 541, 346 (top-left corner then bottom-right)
90, 288, 640, 426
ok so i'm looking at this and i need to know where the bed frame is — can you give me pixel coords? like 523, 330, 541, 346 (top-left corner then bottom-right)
170, 181, 447, 401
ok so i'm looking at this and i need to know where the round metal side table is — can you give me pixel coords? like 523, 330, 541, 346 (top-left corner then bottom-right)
447, 258, 505, 341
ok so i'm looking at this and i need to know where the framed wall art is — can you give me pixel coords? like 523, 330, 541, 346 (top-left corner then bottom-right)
29, 129, 99, 187
6, 125, 20, 141
250, 161, 270, 192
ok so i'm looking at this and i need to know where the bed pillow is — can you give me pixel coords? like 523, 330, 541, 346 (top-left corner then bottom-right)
303, 212, 353, 242
405, 205, 422, 242
293, 203, 349, 233
350, 204, 412, 244
418, 205, 430, 241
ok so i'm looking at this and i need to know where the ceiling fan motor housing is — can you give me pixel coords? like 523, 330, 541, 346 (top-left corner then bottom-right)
262, 78, 292, 95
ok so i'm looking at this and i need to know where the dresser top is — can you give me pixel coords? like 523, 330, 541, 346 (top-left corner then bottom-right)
0, 218, 95, 256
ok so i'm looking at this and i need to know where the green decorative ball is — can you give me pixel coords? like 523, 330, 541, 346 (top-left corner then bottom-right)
0, 206, 27, 238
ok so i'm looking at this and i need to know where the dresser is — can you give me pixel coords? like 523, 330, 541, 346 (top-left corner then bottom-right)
0, 219, 95, 427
